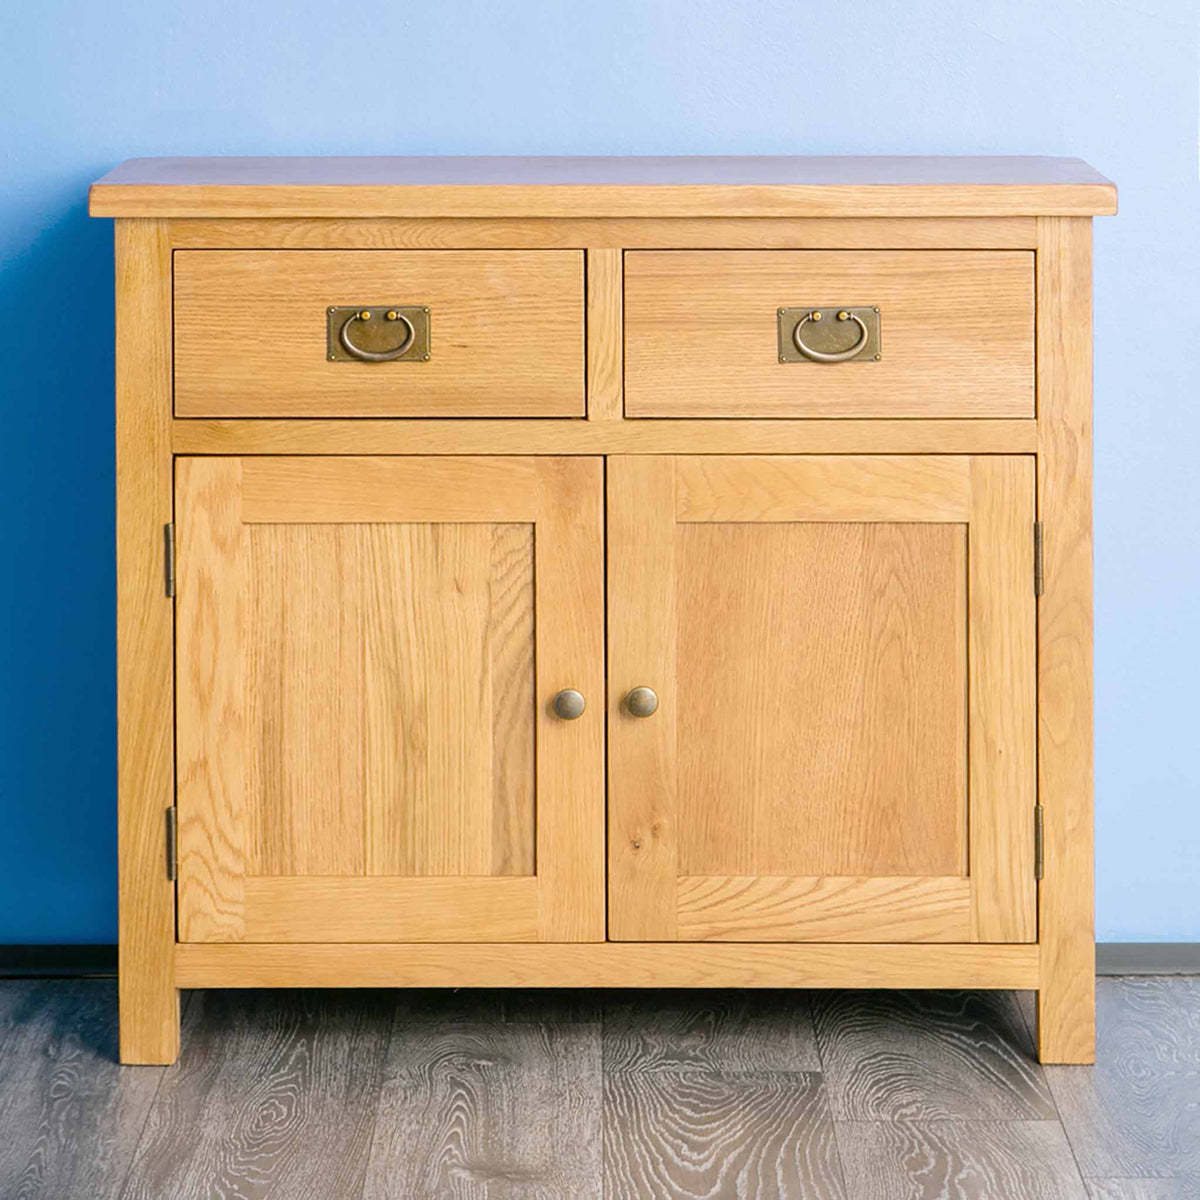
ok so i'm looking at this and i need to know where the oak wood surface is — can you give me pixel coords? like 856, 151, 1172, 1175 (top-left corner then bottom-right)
676, 876, 971, 943
175, 456, 602, 946
609, 453, 1035, 946
968, 455, 1038, 942
174, 249, 584, 417
1035, 217, 1097, 1063
165, 214, 1040, 250
172, 416, 1039, 457
585, 247, 623, 420
89, 155, 1117, 217
626, 249, 1034, 418
175, 942, 1042, 990
114, 219, 179, 1064
674, 520, 967, 879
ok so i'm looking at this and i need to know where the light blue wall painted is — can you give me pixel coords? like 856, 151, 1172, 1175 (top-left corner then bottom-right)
1, 0, 1196, 943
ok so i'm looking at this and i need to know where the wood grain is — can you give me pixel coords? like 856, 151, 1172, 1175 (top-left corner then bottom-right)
676, 877, 971, 943
175, 458, 247, 942
176, 455, 599, 945
173, 416, 1039, 457
605, 1069, 845, 1199
1035, 217, 1097, 1063
121, 989, 392, 1199
165, 215, 1040, 250
363, 992, 602, 1198
673, 454, 971, 522
812, 989, 1055, 1121
114, 218, 179, 1063
625, 250, 1034, 417
586, 247, 623, 419
1086, 1181, 1200, 1199
607, 456, 679, 941
531, 457, 607, 941
1043, 977, 1200, 1178
174, 249, 584, 417
0, 981, 165, 1198
240, 877, 540, 943
602, 989, 819, 1074
240, 454, 540, 523
89, 154, 1117, 217
968, 455, 1038, 942
674, 520, 967, 880
174, 942, 1042, 990
837, 1119, 1088, 1200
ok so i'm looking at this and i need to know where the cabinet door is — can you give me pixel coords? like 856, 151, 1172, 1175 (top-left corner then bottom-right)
175, 456, 603, 944
608, 455, 1036, 944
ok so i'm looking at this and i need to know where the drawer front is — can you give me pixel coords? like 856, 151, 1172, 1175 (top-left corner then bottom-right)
624, 250, 1034, 418
174, 250, 585, 417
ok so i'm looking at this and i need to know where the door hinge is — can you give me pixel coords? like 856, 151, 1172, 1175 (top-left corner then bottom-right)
164, 523, 176, 598
1033, 521, 1044, 598
1034, 803, 1045, 880
165, 806, 178, 882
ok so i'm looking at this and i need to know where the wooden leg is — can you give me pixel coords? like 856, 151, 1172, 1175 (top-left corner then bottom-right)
115, 218, 179, 1063
1034, 217, 1095, 1065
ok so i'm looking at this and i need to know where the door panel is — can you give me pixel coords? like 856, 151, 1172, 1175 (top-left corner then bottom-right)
608, 455, 1036, 944
175, 455, 603, 944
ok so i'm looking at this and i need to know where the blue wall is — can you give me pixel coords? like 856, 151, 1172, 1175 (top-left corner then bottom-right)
2, 1, 1196, 943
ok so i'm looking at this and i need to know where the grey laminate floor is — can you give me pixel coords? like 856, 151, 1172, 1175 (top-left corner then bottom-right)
0, 979, 1196, 1198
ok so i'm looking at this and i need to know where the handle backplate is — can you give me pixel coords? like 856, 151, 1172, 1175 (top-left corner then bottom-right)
777, 306, 880, 365
326, 304, 431, 363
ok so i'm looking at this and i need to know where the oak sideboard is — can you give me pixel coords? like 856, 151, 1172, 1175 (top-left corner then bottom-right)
89, 155, 1116, 1064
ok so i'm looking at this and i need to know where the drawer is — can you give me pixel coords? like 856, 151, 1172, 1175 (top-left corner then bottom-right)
174, 250, 584, 417
624, 250, 1034, 418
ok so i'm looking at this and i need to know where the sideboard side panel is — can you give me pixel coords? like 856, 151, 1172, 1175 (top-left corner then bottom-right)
1035, 216, 1096, 1063
115, 218, 178, 1064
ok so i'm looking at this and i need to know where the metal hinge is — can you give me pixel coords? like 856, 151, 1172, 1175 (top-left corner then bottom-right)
165, 806, 178, 881
1033, 521, 1044, 598
164, 523, 176, 598
1034, 804, 1045, 880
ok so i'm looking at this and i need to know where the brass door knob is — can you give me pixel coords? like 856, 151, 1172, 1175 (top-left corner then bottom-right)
624, 686, 659, 718
552, 689, 586, 720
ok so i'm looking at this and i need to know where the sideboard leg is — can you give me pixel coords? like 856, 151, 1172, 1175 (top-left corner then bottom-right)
115, 218, 179, 1064
1034, 216, 1095, 1065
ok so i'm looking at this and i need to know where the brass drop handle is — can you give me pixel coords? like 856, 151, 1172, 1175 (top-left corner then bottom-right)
624, 686, 659, 718
339, 309, 416, 362
552, 689, 587, 720
792, 309, 869, 363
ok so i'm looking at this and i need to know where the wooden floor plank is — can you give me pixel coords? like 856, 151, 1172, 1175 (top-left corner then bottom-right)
363, 990, 603, 1198
836, 1119, 1088, 1199
604, 1068, 845, 1199
812, 989, 1056, 1121
603, 988, 819, 1074
119, 989, 393, 1199
0, 981, 164, 1199
1044, 978, 1200, 1179
1086, 1181, 1200, 1199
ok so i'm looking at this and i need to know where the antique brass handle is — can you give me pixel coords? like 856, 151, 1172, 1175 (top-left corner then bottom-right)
624, 686, 659, 718
338, 309, 416, 362
792, 309, 869, 363
552, 689, 587, 720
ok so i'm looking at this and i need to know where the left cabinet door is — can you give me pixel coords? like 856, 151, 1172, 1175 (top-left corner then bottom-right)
174, 456, 604, 944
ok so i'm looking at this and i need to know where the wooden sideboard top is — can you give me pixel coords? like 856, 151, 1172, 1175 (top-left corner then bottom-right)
89, 155, 1116, 219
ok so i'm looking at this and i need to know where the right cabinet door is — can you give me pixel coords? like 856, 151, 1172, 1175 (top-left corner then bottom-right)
608, 455, 1036, 944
